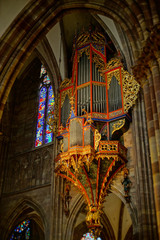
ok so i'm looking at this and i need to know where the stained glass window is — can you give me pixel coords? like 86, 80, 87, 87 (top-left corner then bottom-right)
81, 233, 102, 240
81, 232, 95, 240
10, 219, 30, 239
35, 65, 54, 147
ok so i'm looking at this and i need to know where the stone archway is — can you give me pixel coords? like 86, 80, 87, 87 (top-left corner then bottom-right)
64, 190, 135, 240
1, 198, 47, 240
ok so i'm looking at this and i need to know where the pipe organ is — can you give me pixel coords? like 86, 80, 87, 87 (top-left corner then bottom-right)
49, 29, 140, 238
57, 29, 139, 140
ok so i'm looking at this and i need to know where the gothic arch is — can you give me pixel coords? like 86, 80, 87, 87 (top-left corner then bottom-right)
35, 36, 61, 97
64, 190, 136, 240
1, 198, 47, 240
64, 193, 84, 240
0, 0, 159, 119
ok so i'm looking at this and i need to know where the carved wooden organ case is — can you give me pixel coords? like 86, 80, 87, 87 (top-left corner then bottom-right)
53, 30, 140, 237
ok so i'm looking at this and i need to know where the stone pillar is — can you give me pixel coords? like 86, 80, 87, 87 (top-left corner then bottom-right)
143, 81, 160, 239
132, 90, 158, 239
132, 23, 160, 239
147, 69, 160, 169
50, 136, 65, 240
149, 59, 160, 129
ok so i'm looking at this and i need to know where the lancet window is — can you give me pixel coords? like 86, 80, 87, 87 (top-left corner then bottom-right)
35, 65, 54, 147
10, 220, 30, 239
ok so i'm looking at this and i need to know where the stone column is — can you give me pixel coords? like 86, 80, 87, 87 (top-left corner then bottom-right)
143, 80, 160, 239
147, 69, 160, 169
149, 59, 160, 128
50, 136, 65, 240
132, 90, 158, 239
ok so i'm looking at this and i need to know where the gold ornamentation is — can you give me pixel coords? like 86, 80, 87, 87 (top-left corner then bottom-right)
86, 206, 102, 227
86, 207, 102, 235
123, 167, 129, 176
92, 52, 105, 73
98, 141, 127, 158
55, 145, 96, 171
74, 32, 90, 49
111, 119, 125, 135
59, 124, 64, 134
106, 68, 120, 89
60, 78, 72, 90
55, 139, 127, 237
105, 59, 140, 112
92, 44, 105, 55
109, 110, 123, 118
70, 116, 83, 127
82, 109, 94, 125
61, 89, 72, 108
60, 141, 64, 153
73, 30, 105, 51
91, 113, 107, 119
94, 129, 101, 151
105, 57, 122, 71
91, 31, 105, 45
121, 69, 140, 112
47, 97, 59, 135
77, 46, 90, 62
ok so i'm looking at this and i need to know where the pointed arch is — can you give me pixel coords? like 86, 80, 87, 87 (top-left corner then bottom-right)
2, 198, 47, 240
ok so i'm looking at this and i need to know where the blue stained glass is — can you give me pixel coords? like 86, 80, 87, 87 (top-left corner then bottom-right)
81, 232, 95, 240
43, 75, 51, 85
36, 64, 54, 147
35, 86, 47, 147
10, 220, 30, 240
45, 85, 54, 144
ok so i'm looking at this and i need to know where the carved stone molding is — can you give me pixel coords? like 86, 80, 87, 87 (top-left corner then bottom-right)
3, 145, 53, 193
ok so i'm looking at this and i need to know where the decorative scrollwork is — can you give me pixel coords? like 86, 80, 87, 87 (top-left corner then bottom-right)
47, 97, 59, 135
77, 46, 90, 62
61, 89, 72, 108
73, 30, 105, 51
93, 44, 105, 55
94, 129, 101, 151
91, 31, 105, 45
92, 52, 105, 73
111, 119, 125, 135
122, 69, 140, 112
109, 110, 123, 118
60, 78, 72, 90
73, 32, 90, 50
105, 57, 122, 71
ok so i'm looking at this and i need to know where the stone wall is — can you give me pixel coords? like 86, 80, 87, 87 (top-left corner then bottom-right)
0, 57, 54, 239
